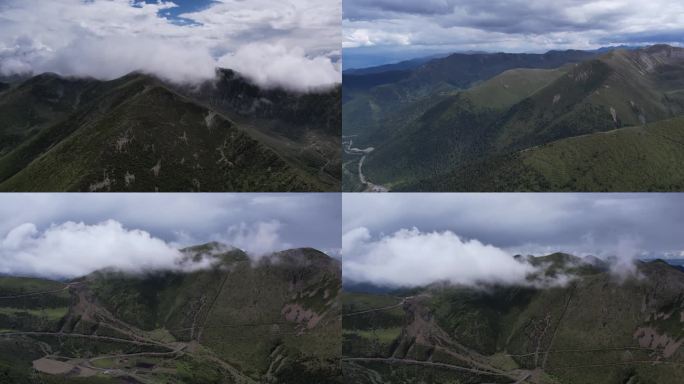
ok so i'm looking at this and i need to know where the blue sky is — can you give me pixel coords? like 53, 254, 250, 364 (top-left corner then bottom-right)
138, 0, 217, 25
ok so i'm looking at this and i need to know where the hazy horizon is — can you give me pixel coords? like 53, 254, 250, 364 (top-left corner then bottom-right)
343, 43, 657, 70
343, 0, 684, 69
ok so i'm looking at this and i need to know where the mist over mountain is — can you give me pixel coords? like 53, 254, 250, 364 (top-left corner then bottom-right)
0, 219, 305, 279
343, 256, 684, 384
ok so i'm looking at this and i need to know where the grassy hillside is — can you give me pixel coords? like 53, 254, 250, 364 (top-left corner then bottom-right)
0, 244, 342, 383
359, 68, 567, 188
464, 68, 567, 111
408, 116, 684, 191
0, 71, 340, 192
343, 257, 684, 384
343, 45, 684, 191
341, 50, 594, 141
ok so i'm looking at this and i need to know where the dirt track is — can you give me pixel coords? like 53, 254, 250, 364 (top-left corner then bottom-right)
0, 282, 76, 299
342, 357, 514, 377
342, 297, 407, 317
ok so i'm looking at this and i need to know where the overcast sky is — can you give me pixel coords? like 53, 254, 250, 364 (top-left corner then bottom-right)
343, 0, 684, 68
343, 193, 684, 287
0, 193, 340, 278
0, 0, 340, 91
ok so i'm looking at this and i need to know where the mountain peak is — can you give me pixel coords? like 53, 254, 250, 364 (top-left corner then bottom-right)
644, 43, 678, 53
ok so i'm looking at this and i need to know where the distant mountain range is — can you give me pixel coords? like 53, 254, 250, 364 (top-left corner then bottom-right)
0, 69, 341, 192
343, 254, 684, 383
0, 243, 342, 383
342, 45, 642, 75
342, 44, 684, 191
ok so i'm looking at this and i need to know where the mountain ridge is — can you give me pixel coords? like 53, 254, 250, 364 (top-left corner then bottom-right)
343, 44, 684, 191
0, 69, 341, 192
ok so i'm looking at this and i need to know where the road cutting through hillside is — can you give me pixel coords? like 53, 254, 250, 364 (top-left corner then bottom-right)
342, 296, 408, 317
1, 282, 256, 384
0, 331, 169, 348
0, 282, 78, 299
342, 357, 519, 378
505, 346, 655, 357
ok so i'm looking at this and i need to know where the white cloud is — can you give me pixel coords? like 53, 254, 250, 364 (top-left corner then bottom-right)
342, 193, 683, 258
0, 0, 340, 90
342, 194, 682, 287
214, 220, 292, 259
342, 29, 412, 48
217, 43, 341, 91
0, 194, 340, 255
343, 0, 684, 67
343, 227, 536, 287
0, 218, 301, 278
608, 236, 643, 279
46, 36, 217, 84
0, 220, 182, 278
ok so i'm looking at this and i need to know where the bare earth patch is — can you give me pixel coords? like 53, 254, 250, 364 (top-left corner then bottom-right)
633, 326, 683, 358
33, 358, 75, 375
282, 303, 323, 330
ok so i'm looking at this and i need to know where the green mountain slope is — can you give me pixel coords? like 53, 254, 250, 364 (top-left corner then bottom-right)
491, 46, 684, 153
343, 50, 596, 104
406, 116, 684, 191
344, 45, 684, 191
0, 71, 340, 192
343, 257, 684, 384
464, 68, 567, 111
0, 74, 99, 156
0, 244, 342, 383
358, 68, 566, 188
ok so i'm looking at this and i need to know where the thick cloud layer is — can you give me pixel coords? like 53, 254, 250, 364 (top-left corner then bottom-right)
0, 219, 302, 278
343, 194, 684, 287
343, 0, 684, 68
344, 227, 535, 287
218, 43, 341, 91
0, 0, 341, 91
0, 220, 182, 278
0, 193, 341, 278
